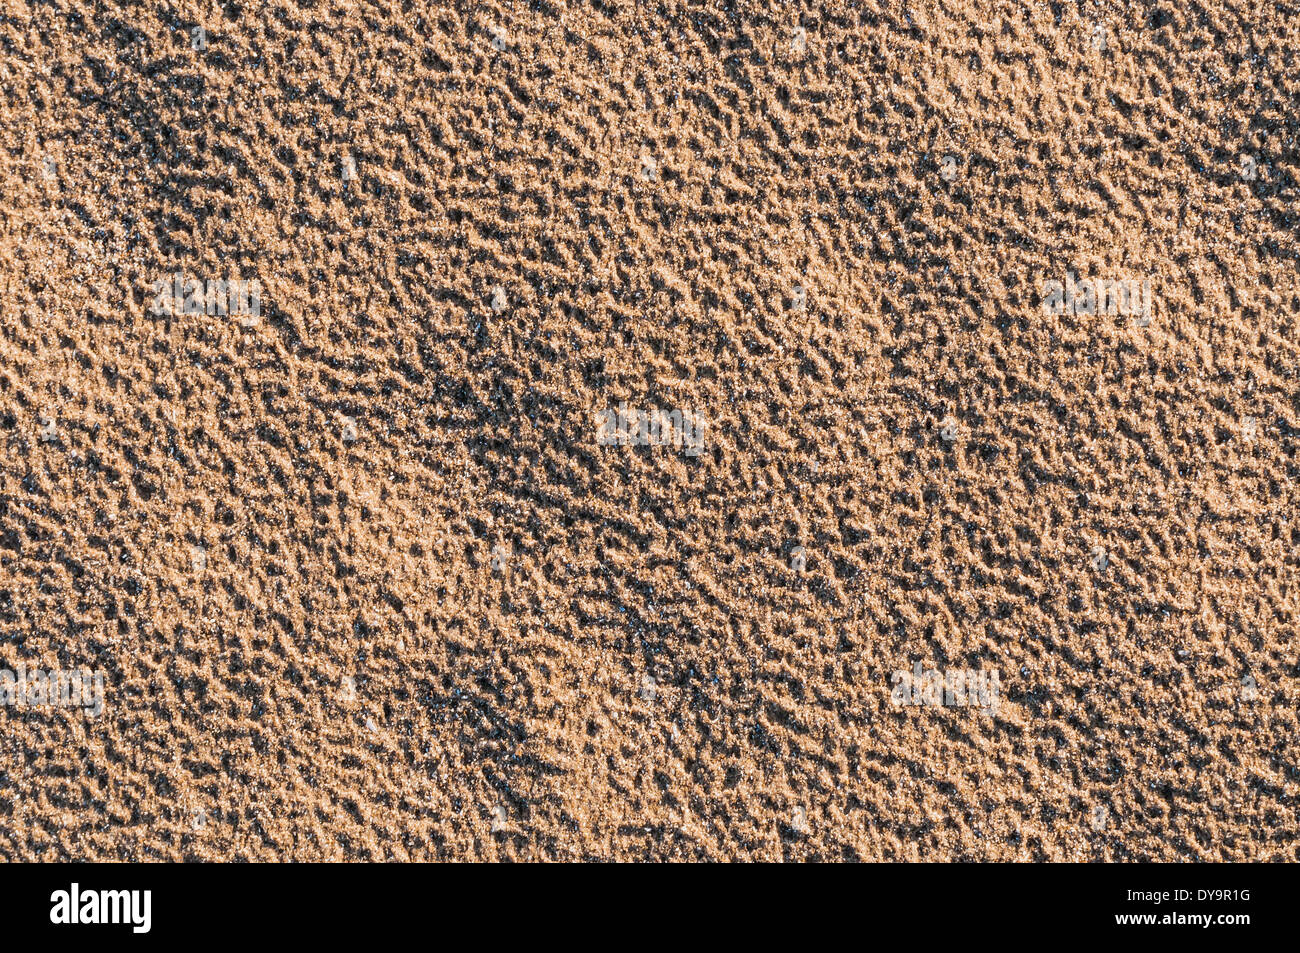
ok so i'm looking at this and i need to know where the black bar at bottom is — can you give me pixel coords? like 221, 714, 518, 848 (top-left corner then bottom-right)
0, 863, 1270, 941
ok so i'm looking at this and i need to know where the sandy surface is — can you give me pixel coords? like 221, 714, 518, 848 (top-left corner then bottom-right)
1, 1, 1298, 860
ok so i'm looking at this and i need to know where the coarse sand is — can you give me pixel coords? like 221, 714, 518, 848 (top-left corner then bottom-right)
1, 1, 1298, 860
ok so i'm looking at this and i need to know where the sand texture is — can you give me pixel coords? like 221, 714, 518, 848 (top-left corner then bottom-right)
1, 1, 1298, 860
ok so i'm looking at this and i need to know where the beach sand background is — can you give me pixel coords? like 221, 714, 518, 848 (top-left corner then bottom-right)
1, 1, 1297, 860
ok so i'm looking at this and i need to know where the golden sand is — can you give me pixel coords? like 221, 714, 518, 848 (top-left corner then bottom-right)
1, 2, 1297, 860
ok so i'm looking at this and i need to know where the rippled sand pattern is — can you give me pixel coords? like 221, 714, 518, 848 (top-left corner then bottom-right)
1, 1, 1298, 860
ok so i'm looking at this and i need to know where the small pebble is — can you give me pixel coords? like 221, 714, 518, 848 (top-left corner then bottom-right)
792, 805, 809, 834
